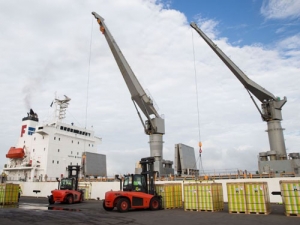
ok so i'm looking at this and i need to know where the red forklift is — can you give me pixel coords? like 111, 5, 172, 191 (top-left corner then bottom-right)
103, 157, 162, 212
48, 165, 84, 204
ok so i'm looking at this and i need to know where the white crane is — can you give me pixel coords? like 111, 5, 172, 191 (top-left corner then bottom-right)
190, 22, 300, 176
92, 12, 165, 175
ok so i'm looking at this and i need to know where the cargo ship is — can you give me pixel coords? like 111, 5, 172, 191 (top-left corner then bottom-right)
2, 95, 106, 182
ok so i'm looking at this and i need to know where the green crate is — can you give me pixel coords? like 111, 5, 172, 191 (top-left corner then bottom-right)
155, 183, 182, 209
280, 180, 300, 214
245, 182, 270, 214
227, 182, 246, 213
0, 183, 19, 205
198, 183, 223, 211
183, 183, 198, 210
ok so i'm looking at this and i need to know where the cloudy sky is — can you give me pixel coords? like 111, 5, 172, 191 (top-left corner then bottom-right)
1, 0, 299, 176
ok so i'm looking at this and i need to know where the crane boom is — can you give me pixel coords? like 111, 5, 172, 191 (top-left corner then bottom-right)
190, 22, 287, 158
191, 23, 277, 103
92, 12, 165, 175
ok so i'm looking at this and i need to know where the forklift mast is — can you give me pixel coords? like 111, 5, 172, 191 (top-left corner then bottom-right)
140, 157, 156, 195
67, 165, 80, 191
121, 157, 157, 195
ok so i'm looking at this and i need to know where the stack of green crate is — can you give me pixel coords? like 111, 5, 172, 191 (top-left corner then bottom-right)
244, 182, 271, 214
155, 183, 182, 209
280, 180, 300, 216
197, 183, 224, 211
227, 182, 247, 213
0, 183, 19, 205
183, 183, 198, 211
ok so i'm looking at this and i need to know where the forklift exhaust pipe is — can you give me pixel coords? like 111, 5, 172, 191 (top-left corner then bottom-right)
115, 174, 122, 191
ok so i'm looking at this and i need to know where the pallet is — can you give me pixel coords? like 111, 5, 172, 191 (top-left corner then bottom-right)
184, 208, 199, 212
0, 202, 18, 205
285, 213, 300, 217
199, 209, 224, 212
164, 207, 182, 210
229, 211, 246, 214
247, 211, 270, 215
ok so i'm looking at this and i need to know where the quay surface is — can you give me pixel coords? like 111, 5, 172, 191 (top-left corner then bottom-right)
0, 197, 299, 225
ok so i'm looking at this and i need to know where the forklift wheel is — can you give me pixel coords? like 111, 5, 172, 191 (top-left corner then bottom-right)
67, 195, 74, 204
102, 201, 114, 211
48, 195, 54, 205
150, 196, 161, 210
117, 198, 130, 212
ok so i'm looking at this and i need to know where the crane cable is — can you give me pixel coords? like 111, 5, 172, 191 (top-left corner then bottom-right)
191, 28, 204, 177
85, 18, 94, 130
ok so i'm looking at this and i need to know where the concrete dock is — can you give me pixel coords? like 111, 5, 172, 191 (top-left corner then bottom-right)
0, 197, 299, 225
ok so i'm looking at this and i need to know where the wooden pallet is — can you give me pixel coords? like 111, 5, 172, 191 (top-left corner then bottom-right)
184, 208, 199, 212
247, 211, 270, 215
199, 209, 224, 212
229, 211, 246, 214
164, 207, 183, 210
285, 213, 300, 217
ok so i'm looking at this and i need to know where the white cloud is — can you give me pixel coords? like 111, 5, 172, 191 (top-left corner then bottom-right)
261, 0, 300, 20
0, 0, 299, 177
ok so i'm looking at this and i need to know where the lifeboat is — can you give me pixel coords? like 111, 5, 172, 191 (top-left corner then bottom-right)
6, 147, 25, 159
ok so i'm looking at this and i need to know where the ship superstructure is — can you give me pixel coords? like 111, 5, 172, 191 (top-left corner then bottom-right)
4, 96, 104, 182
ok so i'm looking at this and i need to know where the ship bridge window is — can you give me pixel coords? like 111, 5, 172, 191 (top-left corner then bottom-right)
54, 137, 56, 140
60, 126, 63, 130
74, 130, 79, 134
70, 129, 73, 132
59, 138, 60, 141
57, 161, 59, 164
67, 128, 70, 132
38, 126, 43, 130
64, 127, 67, 131
58, 149, 60, 152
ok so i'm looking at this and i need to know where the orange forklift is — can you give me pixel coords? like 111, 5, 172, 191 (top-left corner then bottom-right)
48, 165, 84, 204
103, 157, 162, 212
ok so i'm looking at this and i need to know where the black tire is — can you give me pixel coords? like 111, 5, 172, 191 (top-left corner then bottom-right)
116, 198, 130, 213
80, 193, 84, 202
102, 200, 114, 211
67, 195, 74, 204
149, 196, 161, 210
48, 195, 54, 205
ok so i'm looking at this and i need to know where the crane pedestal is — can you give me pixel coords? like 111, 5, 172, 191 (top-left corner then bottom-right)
149, 134, 163, 176
266, 120, 286, 158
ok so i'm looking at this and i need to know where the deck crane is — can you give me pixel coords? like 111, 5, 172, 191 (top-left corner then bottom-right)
190, 22, 298, 175
92, 12, 165, 175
